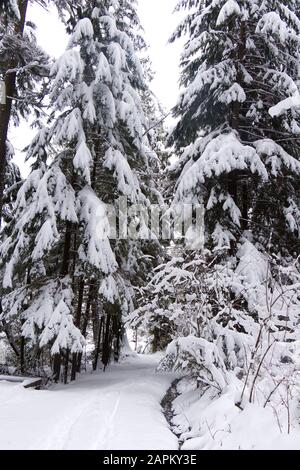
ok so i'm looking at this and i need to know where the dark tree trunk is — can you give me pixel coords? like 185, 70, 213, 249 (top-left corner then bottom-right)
152, 327, 160, 353
71, 278, 85, 381
0, 0, 28, 229
61, 222, 72, 277
93, 315, 104, 371
102, 312, 112, 370
228, 172, 238, 202
53, 354, 61, 383
53, 222, 73, 383
112, 313, 122, 362
76, 283, 92, 372
64, 349, 69, 384
92, 293, 100, 347
241, 179, 248, 230
20, 335, 25, 373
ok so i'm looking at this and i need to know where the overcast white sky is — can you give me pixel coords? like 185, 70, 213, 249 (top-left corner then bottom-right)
11, 0, 185, 176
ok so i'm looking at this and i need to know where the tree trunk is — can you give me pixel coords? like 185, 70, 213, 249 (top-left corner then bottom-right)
53, 222, 73, 382
76, 283, 92, 372
152, 327, 160, 353
91, 292, 100, 347
102, 312, 112, 370
241, 179, 248, 230
93, 316, 104, 371
112, 313, 122, 362
0, 0, 28, 228
53, 354, 61, 383
227, 172, 238, 202
64, 349, 69, 384
20, 335, 25, 374
61, 222, 72, 277
71, 278, 84, 381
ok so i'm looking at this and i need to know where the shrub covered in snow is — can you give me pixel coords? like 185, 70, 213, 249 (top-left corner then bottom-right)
158, 335, 227, 391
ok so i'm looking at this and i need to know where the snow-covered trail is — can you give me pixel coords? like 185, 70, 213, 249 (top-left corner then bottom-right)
0, 354, 178, 450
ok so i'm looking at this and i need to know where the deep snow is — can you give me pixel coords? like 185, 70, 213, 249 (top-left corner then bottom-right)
0, 354, 178, 450
171, 376, 300, 450
2, 352, 299, 450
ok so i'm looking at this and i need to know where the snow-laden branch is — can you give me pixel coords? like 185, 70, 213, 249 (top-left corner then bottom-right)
269, 94, 300, 117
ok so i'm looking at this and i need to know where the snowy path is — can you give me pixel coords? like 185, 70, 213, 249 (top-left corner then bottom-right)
0, 354, 178, 450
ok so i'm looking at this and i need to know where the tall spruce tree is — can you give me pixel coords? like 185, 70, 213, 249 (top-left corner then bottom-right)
169, 0, 300, 255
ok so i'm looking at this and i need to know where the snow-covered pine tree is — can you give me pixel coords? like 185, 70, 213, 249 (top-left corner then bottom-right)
0, 0, 161, 381
0, 133, 86, 376
0, 0, 48, 228
57, 0, 161, 375
148, 1, 300, 382
169, 0, 300, 255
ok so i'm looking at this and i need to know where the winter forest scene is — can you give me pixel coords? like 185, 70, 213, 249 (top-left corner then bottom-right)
0, 0, 300, 453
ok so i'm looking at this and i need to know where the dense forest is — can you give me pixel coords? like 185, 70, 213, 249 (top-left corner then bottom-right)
0, 0, 299, 451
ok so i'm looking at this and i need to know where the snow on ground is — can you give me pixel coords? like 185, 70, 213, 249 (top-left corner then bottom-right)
0, 354, 178, 450
172, 377, 300, 450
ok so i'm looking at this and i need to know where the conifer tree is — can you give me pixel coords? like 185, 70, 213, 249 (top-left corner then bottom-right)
169, 0, 300, 255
